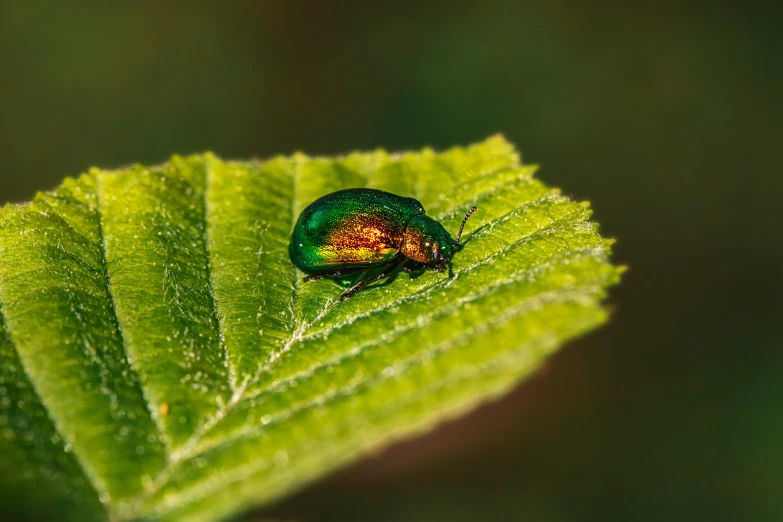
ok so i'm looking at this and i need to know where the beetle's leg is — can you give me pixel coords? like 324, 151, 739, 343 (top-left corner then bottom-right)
303, 266, 365, 282
402, 260, 424, 273
339, 259, 406, 301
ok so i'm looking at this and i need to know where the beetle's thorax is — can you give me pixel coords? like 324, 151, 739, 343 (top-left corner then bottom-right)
401, 214, 454, 264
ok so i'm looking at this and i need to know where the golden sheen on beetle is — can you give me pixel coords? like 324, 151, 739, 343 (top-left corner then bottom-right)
289, 188, 477, 300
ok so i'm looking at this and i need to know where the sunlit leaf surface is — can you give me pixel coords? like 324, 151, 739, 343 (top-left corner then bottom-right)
0, 136, 620, 522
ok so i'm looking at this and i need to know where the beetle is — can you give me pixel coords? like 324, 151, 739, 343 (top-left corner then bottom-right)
289, 188, 477, 300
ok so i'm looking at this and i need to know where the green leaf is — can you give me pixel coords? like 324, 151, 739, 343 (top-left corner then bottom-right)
0, 136, 621, 522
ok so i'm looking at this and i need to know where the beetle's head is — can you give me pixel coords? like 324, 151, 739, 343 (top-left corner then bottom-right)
401, 206, 477, 271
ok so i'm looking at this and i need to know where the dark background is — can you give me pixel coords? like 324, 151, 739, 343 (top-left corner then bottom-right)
2, 2, 781, 521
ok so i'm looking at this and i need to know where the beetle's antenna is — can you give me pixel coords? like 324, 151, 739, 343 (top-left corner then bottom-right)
454, 206, 478, 246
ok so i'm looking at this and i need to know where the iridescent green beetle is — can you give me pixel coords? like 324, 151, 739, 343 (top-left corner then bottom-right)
290, 188, 477, 300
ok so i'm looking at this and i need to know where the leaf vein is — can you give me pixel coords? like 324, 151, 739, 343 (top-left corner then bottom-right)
0, 285, 109, 506
95, 175, 172, 456
203, 158, 235, 392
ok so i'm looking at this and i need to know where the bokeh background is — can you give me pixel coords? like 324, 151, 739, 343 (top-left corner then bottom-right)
2, 1, 781, 521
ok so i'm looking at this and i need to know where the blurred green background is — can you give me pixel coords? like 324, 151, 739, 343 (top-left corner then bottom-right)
1, 1, 781, 521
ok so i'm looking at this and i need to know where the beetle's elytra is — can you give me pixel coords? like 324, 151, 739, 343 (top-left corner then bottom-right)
289, 188, 477, 300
